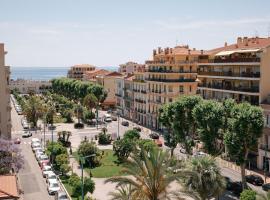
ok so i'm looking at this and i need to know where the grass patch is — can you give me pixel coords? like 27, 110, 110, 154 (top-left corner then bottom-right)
88, 149, 127, 178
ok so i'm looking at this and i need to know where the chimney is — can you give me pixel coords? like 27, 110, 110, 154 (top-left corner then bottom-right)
193, 48, 196, 51
158, 47, 161, 54
224, 42, 227, 47
237, 37, 242, 45
243, 37, 248, 46
200, 50, 203, 55
153, 49, 156, 56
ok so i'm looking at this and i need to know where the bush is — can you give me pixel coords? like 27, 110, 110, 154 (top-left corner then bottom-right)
68, 174, 95, 197
46, 141, 67, 164
123, 129, 140, 140
55, 154, 70, 176
78, 141, 100, 167
83, 110, 95, 123
240, 190, 256, 200
113, 138, 136, 162
62, 109, 73, 123
98, 133, 111, 145
74, 123, 84, 129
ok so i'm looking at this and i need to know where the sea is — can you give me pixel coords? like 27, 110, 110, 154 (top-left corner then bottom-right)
10, 66, 118, 81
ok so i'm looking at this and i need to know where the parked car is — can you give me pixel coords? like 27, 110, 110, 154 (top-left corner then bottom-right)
31, 138, 40, 145
111, 116, 117, 121
42, 165, 53, 178
14, 138, 21, 144
154, 139, 163, 147
262, 183, 270, 191
226, 179, 243, 196
55, 191, 69, 200
38, 155, 50, 166
121, 121, 129, 126
133, 127, 142, 132
47, 179, 60, 195
22, 131, 32, 138
246, 174, 264, 186
46, 172, 58, 183
22, 122, 29, 129
104, 117, 112, 122
35, 151, 45, 160
149, 132, 159, 139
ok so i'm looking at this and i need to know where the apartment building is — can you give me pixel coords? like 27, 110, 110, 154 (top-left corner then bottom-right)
96, 71, 123, 108
119, 62, 145, 75
0, 43, 11, 139
10, 79, 52, 94
197, 37, 270, 105
67, 64, 96, 80
83, 69, 109, 83
145, 46, 199, 129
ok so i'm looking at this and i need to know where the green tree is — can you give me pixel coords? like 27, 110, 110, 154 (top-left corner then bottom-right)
46, 141, 67, 163
78, 140, 100, 167
224, 103, 264, 189
106, 148, 179, 200
179, 156, 225, 200
62, 109, 73, 123
123, 130, 140, 140
55, 153, 71, 176
193, 100, 224, 155
98, 128, 111, 145
108, 184, 135, 200
113, 138, 136, 162
74, 104, 84, 124
240, 190, 256, 200
83, 93, 98, 114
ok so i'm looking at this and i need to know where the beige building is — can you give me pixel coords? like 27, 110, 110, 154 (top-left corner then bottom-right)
83, 69, 110, 83
10, 79, 52, 94
119, 62, 145, 75
96, 71, 123, 108
67, 64, 96, 80
0, 43, 11, 139
197, 37, 270, 105
145, 46, 199, 129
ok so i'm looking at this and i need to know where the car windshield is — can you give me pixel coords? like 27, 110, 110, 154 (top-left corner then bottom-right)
40, 155, 48, 160
44, 166, 51, 171
51, 183, 59, 188
59, 194, 68, 199
49, 175, 57, 179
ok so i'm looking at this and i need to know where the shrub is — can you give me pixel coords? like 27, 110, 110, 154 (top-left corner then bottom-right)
98, 128, 111, 145
240, 190, 256, 200
46, 141, 67, 164
62, 109, 73, 123
113, 138, 136, 162
78, 141, 100, 167
123, 129, 140, 140
55, 154, 70, 176
68, 174, 95, 197
83, 110, 95, 123
74, 123, 84, 129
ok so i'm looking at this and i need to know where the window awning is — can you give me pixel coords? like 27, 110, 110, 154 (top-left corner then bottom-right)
215, 48, 261, 56
215, 50, 236, 56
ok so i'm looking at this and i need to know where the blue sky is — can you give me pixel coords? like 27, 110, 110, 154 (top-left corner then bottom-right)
1, 0, 270, 67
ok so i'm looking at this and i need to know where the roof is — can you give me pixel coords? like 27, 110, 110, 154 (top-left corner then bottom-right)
0, 175, 19, 199
104, 71, 123, 77
84, 69, 110, 76
125, 75, 134, 81
215, 48, 261, 56
71, 64, 96, 68
206, 37, 270, 55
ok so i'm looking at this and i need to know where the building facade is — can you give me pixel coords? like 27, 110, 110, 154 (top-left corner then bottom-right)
83, 69, 109, 83
67, 64, 96, 80
197, 37, 270, 105
0, 43, 11, 139
119, 62, 145, 75
10, 79, 52, 94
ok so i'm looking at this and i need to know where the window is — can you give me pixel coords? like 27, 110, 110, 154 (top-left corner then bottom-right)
169, 98, 172, 102
179, 86, 184, 93
190, 85, 192, 92
267, 115, 270, 127
169, 86, 173, 92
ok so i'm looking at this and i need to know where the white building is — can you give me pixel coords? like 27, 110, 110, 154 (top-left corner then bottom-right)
10, 79, 52, 94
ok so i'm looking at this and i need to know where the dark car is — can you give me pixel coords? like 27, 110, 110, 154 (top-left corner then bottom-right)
262, 183, 270, 191
246, 174, 264, 186
112, 116, 117, 121
149, 132, 159, 139
133, 127, 141, 132
225, 177, 243, 196
121, 121, 129, 126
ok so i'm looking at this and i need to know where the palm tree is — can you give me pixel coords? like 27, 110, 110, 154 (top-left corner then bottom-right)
108, 184, 136, 200
178, 156, 225, 200
105, 148, 178, 200
83, 93, 97, 114
23, 95, 44, 128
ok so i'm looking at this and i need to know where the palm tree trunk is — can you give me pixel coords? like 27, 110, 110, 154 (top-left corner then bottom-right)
170, 147, 174, 157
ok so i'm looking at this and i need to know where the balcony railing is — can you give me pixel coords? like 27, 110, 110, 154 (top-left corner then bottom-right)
133, 79, 145, 83
135, 98, 146, 104
145, 60, 197, 65
135, 108, 146, 114
198, 71, 260, 78
198, 83, 259, 93
200, 57, 261, 63
146, 78, 196, 83
147, 69, 196, 73
115, 93, 122, 97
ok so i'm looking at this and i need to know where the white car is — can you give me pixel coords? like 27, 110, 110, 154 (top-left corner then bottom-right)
42, 165, 53, 178
38, 154, 49, 163
35, 151, 45, 160
32, 143, 41, 151
31, 138, 40, 144
47, 179, 60, 195
22, 131, 32, 138
55, 192, 69, 200
46, 172, 58, 183
104, 117, 112, 122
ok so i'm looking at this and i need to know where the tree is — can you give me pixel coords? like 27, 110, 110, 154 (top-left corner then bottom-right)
83, 93, 98, 114
62, 109, 73, 123
106, 148, 179, 200
0, 139, 24, 174
68, 174, 95, 198
240, 190, 256, 200
193, 100, 224, 155
23, 95, 44, 127
123, 130, 140, 140
46, 141, 67, 163
179, 156, 225, 200
108, 184, 135, 200
55, 154, 71, 176
78, 140, 100, 167
113, 138, 136, 162
45, 103, 56, 125
98, 128, 111, 145
224, 103, 264, 189
74, 104, 84, 124
57, 131, 72, 147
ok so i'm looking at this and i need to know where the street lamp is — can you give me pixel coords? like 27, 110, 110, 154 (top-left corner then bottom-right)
264, 143, 268, 183
117, 112, 120, 139
96, 102, 101, 130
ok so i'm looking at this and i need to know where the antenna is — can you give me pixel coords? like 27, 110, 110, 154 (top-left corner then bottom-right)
268, 23, 270, 37
175, 38, 178, 46
254, 30, 259, 37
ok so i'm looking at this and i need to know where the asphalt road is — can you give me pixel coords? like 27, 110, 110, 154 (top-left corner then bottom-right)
11, 101, 54, 200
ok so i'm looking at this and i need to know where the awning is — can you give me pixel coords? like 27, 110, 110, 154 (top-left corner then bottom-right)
215, 48, 261, 56
215, 50, 235, 56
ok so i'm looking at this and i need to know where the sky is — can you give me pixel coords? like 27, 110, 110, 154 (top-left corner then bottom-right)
1, 0, 270, 67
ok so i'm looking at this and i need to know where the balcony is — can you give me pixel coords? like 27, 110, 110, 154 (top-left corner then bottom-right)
147, 69, 196, 73
115, 93, 122, 97
146, 78, 196, 83
151, 90, 162, 94
198, 83, 259, 93
200, 57, 261, 63
135, 109, 146, 114
198, 71, 260, 78
135, 98, 146, 104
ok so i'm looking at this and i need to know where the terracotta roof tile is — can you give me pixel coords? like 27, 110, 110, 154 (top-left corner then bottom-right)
0, 175, 19, 199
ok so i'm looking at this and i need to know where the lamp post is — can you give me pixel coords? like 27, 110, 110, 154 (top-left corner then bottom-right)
117, 112, 120, 139
264, 143, 268, 183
